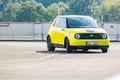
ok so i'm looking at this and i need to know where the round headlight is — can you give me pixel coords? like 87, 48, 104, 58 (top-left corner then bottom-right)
75, 34, 81, 39
102, 33, 107, 39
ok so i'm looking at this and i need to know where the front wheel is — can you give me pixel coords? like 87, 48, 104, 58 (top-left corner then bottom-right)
65, 39, 72, 53
83, 48, 88, 52
101, 48, 108, 53
47, 37, 55, 51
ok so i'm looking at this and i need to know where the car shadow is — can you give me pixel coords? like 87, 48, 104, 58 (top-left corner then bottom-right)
36, 50, 102, 54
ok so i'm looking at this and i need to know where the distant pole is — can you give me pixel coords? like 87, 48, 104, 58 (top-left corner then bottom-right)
100, 0, 104, 28
41, 21, 44, 41
115, 17, 118, 41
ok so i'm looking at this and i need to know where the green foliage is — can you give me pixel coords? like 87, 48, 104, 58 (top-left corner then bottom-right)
0, 0, 119, 22
36, 0, 67, 7
0, 0, 69, 22
90, 1, 102, 22
16, 0, 39, 22
46, 2, 69, 21
102, 0, 120, 22
3, 2, 21, 21
68, 0, 95, 15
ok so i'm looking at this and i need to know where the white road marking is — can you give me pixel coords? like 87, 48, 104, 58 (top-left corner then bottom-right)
104, 74, 120, 80
0, 54, 59, 63
29, 54, 59, 61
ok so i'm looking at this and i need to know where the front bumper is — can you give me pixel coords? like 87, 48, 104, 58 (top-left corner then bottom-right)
71, 46, 109, 49
70, 39, 110, 47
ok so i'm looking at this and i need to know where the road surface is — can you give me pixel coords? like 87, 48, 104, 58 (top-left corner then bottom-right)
0, 41, 120, 80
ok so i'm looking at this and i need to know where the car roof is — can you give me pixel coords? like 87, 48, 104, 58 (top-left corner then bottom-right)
57, 15, 90, 18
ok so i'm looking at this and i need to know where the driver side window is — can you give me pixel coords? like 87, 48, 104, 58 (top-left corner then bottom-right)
59, 18, 67, 28
53, 17, 67, 28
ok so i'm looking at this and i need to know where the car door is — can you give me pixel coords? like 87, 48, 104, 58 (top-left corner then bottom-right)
51, 17, 61, 44
56, 18, 67, 45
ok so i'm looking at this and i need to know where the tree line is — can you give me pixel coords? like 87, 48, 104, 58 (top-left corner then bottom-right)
0, 0, 120, 23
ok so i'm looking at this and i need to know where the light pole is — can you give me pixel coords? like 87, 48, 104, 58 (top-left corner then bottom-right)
101, 0, 104, 28
115, 17, 118, 41
98, 0, 104, 28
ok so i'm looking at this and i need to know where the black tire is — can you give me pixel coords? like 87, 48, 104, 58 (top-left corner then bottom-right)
101, 48, 108, 53
65, 39, 72, 53
47, 37, 55, 51
72, 48, 77, 51
83, 48, 88, 52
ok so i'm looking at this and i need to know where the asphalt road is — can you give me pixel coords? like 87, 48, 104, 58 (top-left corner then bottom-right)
0, 41, 120, 80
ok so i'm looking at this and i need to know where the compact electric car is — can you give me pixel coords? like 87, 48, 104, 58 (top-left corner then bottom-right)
47, 15, 110, 53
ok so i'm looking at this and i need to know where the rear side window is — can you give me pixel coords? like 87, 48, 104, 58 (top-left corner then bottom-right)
54, 18, 61, 27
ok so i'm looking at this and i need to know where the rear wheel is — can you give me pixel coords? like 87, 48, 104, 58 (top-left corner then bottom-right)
47, 37, 55, 51
65, 39, 72, 53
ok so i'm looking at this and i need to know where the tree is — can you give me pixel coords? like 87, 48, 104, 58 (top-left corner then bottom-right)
35, 3, 47, 22
90, 1, 102, 22
16, 0, 39, 22
46, 2, 69, 22
0, 0, 119, 22
102, 0, 120, 22
36, 0, 67, 7
67, 0, 95, 15
2, 2, 21, 22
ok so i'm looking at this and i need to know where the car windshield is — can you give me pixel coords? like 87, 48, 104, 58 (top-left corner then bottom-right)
67, 17, 98, 28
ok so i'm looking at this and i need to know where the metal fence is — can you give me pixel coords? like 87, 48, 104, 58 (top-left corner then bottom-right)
0, 23, 50, 40
0, 22, 120, 41
100, 23, 120, 41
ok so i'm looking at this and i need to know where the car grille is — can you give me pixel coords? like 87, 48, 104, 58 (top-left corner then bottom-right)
80, 33, 103, 39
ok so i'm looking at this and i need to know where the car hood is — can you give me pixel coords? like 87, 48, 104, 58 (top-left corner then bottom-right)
67, 28, 107, 34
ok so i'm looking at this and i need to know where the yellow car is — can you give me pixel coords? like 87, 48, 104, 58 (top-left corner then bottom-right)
47, 15, 110, 53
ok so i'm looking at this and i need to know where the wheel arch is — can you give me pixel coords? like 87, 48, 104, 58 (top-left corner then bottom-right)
47, 35, 50, 43
64, 37, 68, 48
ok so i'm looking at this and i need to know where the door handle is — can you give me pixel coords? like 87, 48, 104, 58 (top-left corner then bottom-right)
62, 29, 65, 31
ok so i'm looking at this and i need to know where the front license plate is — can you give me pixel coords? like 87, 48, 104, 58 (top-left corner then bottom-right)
86, 42, 98, 46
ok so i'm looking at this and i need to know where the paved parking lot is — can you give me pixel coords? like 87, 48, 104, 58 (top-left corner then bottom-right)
0, 41, 120, 80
